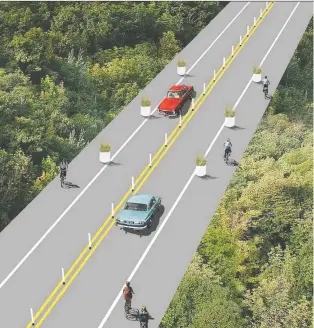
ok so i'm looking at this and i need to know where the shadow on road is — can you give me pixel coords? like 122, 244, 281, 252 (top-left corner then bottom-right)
199, 174, 218, 180
123, 205, 165, 237
229, 125, 244, 130
226, 159, 239, 167
181, 98, 193, 116
148, 115, 162, 120
63, 181, 80, 189
125, 308, 139, 321
108, 161, 121, 166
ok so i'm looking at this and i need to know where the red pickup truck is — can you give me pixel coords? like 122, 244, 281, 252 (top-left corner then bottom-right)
158, 85, 194, 117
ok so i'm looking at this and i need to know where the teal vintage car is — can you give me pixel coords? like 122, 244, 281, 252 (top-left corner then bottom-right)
116, 194, 161, 230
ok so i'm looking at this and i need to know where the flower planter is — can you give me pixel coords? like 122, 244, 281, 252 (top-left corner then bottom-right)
141, 105, 151, 117
196, 165, 206, 177
224, 116, 235, 128
252, 73, 262, 83
177, 66, 186, 76
99, 151, 110, 164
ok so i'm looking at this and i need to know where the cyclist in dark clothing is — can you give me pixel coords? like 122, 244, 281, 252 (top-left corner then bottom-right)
223, 138, 232, 161
262, 76, 270, 98
60, 159, 68, 180
139, 306, 149, 328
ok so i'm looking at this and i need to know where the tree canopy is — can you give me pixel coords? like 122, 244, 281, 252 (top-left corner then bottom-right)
0, 1, 226, 231
0, 4, 312, 327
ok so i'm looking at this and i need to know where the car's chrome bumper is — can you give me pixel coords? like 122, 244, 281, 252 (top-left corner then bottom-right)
158, 109, 178, 117
116, 223, 147, 230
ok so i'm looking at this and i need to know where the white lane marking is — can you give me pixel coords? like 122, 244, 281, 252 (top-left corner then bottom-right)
0, 2, 250, 290
97, 123, 226, 328
96, 4, 299, 326
175, 2, 251, 85
260, 2, 299, 66
233, 1, 299, 110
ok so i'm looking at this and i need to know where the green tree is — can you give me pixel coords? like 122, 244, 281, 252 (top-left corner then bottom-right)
245, 247, 312, 328
160, 254, 246, 328
0, 149, 33, 231
9, 27, 61, 81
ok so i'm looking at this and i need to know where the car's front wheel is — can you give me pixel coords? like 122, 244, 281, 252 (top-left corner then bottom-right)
147, 219, 152, 229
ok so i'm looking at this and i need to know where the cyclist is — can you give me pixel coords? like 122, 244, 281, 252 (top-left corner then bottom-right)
139, 306, 149, 328
123, 281, 134, 313
224, 138, 232, 161
59, 159, 68, 181
262, 76, 270, 98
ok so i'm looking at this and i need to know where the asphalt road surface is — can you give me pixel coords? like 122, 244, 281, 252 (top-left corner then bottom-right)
0, 1, 311, 327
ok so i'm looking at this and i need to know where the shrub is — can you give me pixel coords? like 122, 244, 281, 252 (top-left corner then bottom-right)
141, 97, 151, 106
196, 156, 206, 166
178, 59, 186, 67
253, 66, 262, 74
100, 143, 111, 152
225, 105, 235, 117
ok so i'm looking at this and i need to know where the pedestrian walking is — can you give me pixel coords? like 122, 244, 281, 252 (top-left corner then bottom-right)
123, 281, 135, 313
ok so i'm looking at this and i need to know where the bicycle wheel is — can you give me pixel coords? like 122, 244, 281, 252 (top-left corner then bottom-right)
226, 151, 230, 162
125, 308, 139, 321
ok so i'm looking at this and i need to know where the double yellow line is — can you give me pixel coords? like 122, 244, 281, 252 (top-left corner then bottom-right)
27, 3, 275, 326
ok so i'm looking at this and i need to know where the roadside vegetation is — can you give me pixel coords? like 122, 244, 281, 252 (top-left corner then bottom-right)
0, 1, 226, 231
160, 18, 313, 328
0, 4, 312, 327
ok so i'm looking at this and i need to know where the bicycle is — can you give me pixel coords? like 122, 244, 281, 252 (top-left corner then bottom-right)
124, 308, 151, 327
263, 85, 268, 99
224, 149, 231, 163
60, 171, 66, 188
125, 307, 139, 321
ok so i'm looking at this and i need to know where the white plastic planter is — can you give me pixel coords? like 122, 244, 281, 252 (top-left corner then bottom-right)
177, 66, 186, 76
196, 165, 206, 177
252, 73, 262, 83
141, 105, 151, 117
224, 116, 235, 128
99, 151, 110, 163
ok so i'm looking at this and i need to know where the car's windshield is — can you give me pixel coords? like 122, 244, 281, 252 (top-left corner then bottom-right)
167, 90, 181, 98
124, 202, 147, 211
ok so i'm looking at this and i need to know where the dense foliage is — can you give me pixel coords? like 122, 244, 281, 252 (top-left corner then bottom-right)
160, 18, 313, 328
0, 1, 226, 231
0, 4, 312, 327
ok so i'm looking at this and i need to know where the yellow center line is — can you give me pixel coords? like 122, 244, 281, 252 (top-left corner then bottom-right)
35, 218, 117, 326
27, 3, 275, 326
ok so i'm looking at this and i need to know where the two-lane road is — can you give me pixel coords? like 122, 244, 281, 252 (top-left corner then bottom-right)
0, 4, 259, 327
0, 1, 312, 327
